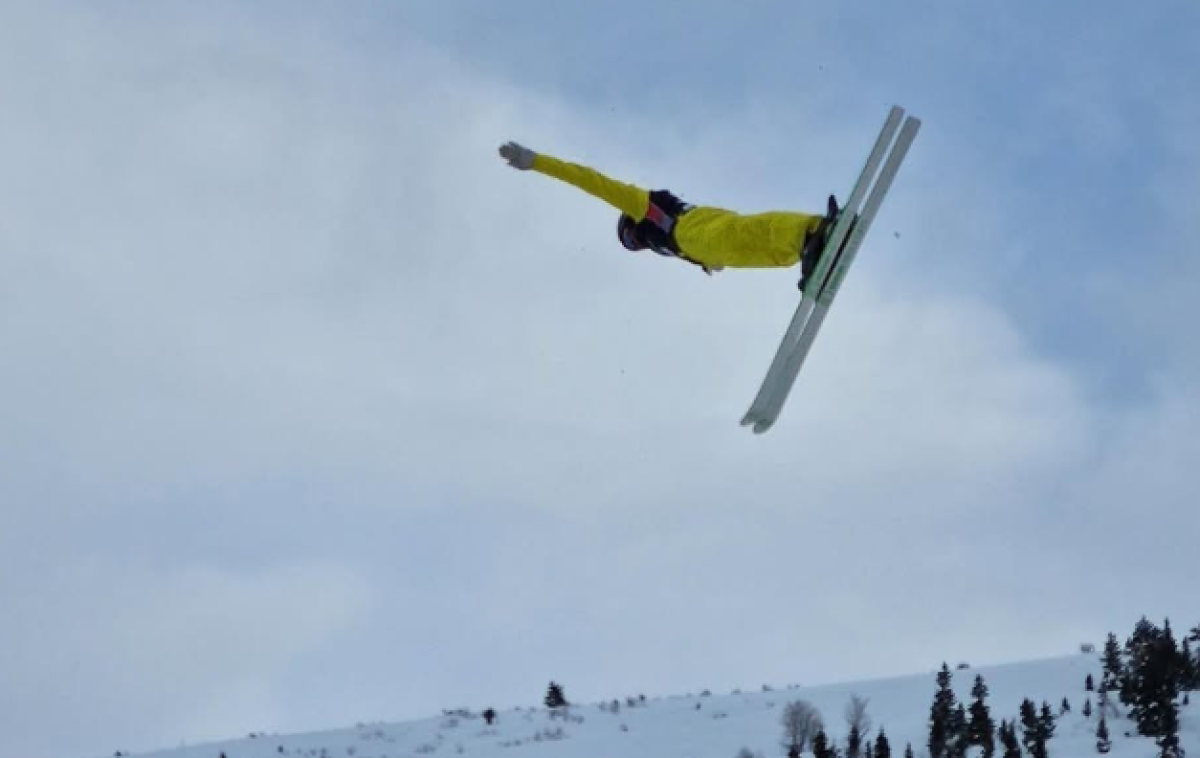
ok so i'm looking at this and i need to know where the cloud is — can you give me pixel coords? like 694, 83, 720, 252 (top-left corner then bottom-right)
0, 559, 372, 757
0, 3, 1197, 758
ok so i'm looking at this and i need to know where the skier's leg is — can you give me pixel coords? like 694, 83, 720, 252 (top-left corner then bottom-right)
723, 211, 824, 268
674, 207, 824, 268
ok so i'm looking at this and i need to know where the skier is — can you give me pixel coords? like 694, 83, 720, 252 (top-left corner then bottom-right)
498, 141, 837, 282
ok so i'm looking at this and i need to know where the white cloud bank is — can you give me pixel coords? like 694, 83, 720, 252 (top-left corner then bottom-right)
0, 4, 1196, 758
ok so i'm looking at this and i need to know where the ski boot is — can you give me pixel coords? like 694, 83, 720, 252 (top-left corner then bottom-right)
799, 194, 845, 293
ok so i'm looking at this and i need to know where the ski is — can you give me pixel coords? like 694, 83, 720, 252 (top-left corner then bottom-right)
741, 107, 920, 434
740, 107, 904, 433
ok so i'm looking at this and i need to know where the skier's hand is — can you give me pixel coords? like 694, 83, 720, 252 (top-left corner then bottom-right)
499, 141, 536, 170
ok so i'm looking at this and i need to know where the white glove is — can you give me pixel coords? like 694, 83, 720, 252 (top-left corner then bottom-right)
499, 141, 536, 170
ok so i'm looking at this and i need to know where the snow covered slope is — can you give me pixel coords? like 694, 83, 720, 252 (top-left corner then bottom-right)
125, 654, 1195, 758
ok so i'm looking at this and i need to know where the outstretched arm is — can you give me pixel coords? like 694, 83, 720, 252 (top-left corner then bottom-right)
499, 141, 649, 220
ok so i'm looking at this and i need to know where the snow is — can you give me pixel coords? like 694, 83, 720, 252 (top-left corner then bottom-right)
121, 654, 1195, 758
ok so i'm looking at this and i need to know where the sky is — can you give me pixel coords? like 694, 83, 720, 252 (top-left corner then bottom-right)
0, 2, 1197, 758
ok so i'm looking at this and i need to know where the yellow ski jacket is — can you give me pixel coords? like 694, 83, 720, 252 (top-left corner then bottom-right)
531, 154, 824, 270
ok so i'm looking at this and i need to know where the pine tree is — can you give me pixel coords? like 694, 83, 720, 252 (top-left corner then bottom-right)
998, 720, 1022, 758
1157, 700, 1182, 758
814, 730, 833, 758
1123, 617, 1158, 707
848, 726, 862, 758
968, 675, 996, 758
1102, 633, 1123, 693
1060, 698, 1071, 715
971, 674, 989, 705
1181, 637, 1197, 692
1083, 698, 1093, 719
1124, 617, 1182, 739
905, 744, 915, 758
874, 729, 892, 758
1009, 721, 1024, 758
948, 703, 968, 758
1039, 702, 1056, 739
1190, 622, 1200, 683
929, 664, 957, 758
818, 729, 845, 758
1095, 717, 1111, 754
1086, 674, 1095, 692
544, 681, 568, 709
1155, 623, 1183, 756
1019, 699, 1048, 758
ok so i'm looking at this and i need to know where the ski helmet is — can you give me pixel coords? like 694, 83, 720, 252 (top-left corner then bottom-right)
616, 214, 646, 251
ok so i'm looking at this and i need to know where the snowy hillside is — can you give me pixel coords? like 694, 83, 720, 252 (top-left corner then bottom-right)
123, 654, 1196, 758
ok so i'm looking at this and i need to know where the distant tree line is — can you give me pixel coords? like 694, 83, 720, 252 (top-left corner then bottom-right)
542, 615, 1200, 758
928, 664, 1005, 758
1097, 617, 1199, 758
921, 616, 1199, 758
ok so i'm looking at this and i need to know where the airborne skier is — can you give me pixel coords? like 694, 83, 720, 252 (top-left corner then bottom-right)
498, 105, 919, 435
498, 141, 837, 285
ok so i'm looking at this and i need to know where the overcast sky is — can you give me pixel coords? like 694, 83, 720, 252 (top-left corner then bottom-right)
1, 2, 1197, 758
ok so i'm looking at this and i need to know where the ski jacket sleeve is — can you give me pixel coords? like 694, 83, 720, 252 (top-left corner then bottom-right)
531, 154, 650, 220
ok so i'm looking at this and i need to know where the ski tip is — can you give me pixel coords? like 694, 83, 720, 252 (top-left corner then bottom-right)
741, 412, 776, 434
752, 419, 775, 435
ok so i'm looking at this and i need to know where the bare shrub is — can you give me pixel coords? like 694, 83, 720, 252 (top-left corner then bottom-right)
781, 700, 824, 752
534, 727, 566, 742
845, 695, 872, 735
